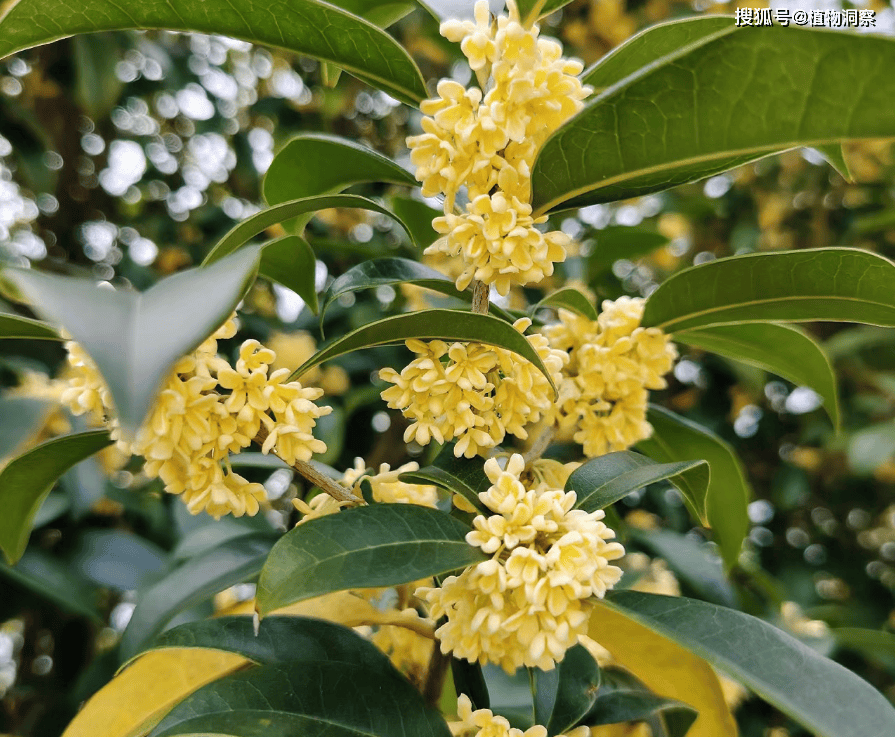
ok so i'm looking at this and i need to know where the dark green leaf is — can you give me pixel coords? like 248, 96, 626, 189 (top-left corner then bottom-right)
390, 196, 441, 248
642, 249, 895, 333
8, 248, 260, 433
149, 661, 451, 737
452, 658, 490, 710
0, 0, 427, 106
605, 591, 895, 737
263, 134, 416, 206
676, 322, 840, 429
833, 628, 895, 671
71, 529, 167, 591
143, 616, 395, 673
628, 528, 737, 609
257, 504, 486, 614
202, 195, 413, 266
567, 450, 708, 522
581, 16, 733, 92
258, 236, 318, 315
0, 395, 52, 461
590, 226, 670, 269
0, 548, 100, 620
533, 26, 895, 211
330, 0, 416, 27
399, 443, 490, 513
532, 287, 598, 321
0, 430, 111, 564
637, 406, 749, 569
120, 533, 277, 661
290, 309, 555, 393
0, 312, 60, 340
534, 645, 601, 734
813, 143, 853, 181
582, 666, 697, 737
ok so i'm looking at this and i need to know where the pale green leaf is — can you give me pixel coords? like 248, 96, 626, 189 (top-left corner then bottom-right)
532, 287, 598, 321
0, 312, 60, 340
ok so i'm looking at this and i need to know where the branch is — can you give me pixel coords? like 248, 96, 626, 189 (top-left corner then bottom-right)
471, 279, 490, 314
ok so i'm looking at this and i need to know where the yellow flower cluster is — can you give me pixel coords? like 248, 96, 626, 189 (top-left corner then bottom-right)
418, 454, 624, 672
61, 317, 331, 518
408, 0, 590, 295
545, 297, 677, 457
453, 695, 590, 737
380, 319, 567, 458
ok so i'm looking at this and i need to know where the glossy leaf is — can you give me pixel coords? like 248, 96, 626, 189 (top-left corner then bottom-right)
583, 667, 697, 737
142, 616, 395, 673
120, 533, 278, 660
589, 600, 737, 737
202, 195, 413, 266
0, 548, 100, 621
290, 308, 554, 392
390, 196, 441, 248
62, 649, 248, 737
567, 450, 708, 521
257, 504, 486, 614
263, 134, 416, 206
517, 0, 576, 26
71, 529, 167, 591
533, 26, 895, 212
0, 430, 111, 564
149, 661, 452, 737
605, 591, 895, 737
628, 528, 737, 609
534, 644, 601, 734
257, 236, 318, 315
676, 322, 840, 429
0, 395, 52, 461
581, 16, 733, 92
0, 312, 60, 340
637, 406, 749, 568
532, 287, 598, 321
0, 0, 427, 106
452, 658, 490, 710
399, 443, 490, 513
8, 248, 260, 433
814, 143, 853, 181
330, 0, 416, 27
643, 249, 895, 333
590, 226, 670, 269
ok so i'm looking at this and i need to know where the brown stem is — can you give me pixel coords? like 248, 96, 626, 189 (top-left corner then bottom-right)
471, 280, 490, 314
422, 640, 451, 706
253, 424, 362, 505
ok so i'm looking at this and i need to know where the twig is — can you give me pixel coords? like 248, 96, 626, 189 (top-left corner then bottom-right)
471, 279, 490, 314
523, 425, 556, 467
422, 640, 451, 706
253, 424, 362, 505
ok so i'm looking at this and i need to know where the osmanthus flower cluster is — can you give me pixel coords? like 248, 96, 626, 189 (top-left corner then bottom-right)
408, 0, 590, 295
452, 694, 590, 737
380, 318, 567, 458
544, 297, 678, 457
61, 316, 331, 518
418, 454, 624, 673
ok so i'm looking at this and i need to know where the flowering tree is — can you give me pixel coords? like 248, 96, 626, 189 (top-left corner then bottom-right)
0, 1, 894, 736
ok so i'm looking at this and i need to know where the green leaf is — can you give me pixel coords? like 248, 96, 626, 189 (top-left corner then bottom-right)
566, 450, 708, 521
8, 248, 260, 434
642, 248, 895, 333
257, 504, 486, 614
257, 236, 318, 315
120, 533, 277, 661
589, 226, 670, 269
263, 134, 416, 206
628, 528, 737, 609
813, 143, 853, 182
72, 34, 124, 118
390, 196, 441, 248
142, 616, 395, 673
0, 548, 100, 620
534, 645, 601, 734
0, 395, 52, 461
71, 529, 167, 591
531, 287, 598, 321
330, 0, 416, 28
582, 667, 697, 737
399, 442, 491, 513
675, 322, 840, 429
0, 0, 427, 106
533, 25, 895, 212
517, 0, 576, 26
149, 661, 451, 737
833, 628, 895, 671
0, 312, 60, 340
581, 16, 733, 92
290, 309, 555, 393
637, 406, 749, 569
605, 591, 895, 737
452, 658, 490, 710
0, 430, 111, 565
202, 195, 413, 266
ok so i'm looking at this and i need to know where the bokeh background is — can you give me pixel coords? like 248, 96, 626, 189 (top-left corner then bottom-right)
1, 1, 894, 735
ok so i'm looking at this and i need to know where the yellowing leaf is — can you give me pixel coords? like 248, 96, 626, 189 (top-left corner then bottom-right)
62, 649, 248, 737
588, 602, 738, 737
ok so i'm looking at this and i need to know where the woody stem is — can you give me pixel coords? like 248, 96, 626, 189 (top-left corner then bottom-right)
523, 426, 556, 467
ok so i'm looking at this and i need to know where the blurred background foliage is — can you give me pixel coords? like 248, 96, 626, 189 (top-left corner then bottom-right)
1, 1, 894, 735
